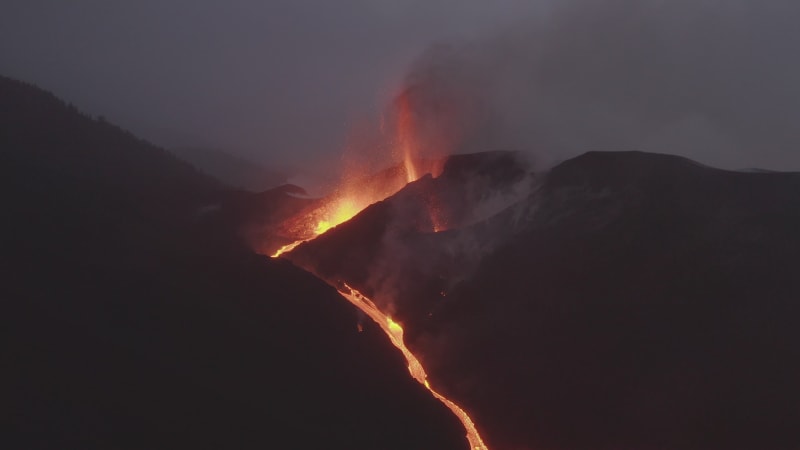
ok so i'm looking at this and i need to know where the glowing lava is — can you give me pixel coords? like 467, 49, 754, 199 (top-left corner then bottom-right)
269, 87, 451, 258
271, 240, 305, 258
266, 85, 485, 447
314, 197, 361, 235
271, 194, 379, 257
396, 90, 420, 183
339, 283, 488, 450
271, 243, 490, 448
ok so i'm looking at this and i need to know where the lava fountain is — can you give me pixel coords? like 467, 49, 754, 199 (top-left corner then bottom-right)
270, 84, 453, 258
396, 89, 420, 183
268, 84, 485, 448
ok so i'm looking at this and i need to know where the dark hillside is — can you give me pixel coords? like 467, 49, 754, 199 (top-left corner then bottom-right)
428, 151, 800, 450
1, 76, 468, 450
286, 150, 800, 450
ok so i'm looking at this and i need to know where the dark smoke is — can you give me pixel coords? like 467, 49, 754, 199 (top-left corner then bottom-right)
398, 0, 800, 171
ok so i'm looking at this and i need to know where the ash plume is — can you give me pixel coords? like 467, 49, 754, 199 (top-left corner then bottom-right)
397, 0, 800, 171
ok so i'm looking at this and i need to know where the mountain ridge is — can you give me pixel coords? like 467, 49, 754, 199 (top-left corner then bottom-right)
283, 148, 800, 450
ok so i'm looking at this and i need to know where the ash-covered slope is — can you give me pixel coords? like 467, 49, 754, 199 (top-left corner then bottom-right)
1, 75, 468, 450
428, 151, 800, 450
288, 150, 800, 450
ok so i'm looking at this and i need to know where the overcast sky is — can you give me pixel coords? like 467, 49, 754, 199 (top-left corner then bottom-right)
2, 0, 799, 173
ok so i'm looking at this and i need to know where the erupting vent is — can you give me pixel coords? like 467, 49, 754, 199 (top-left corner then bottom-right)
268, 86, 487, 448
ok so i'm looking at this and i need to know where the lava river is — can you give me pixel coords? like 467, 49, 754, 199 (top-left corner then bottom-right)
270, 207, 488, 449
269, 94, 487, 448
339, 283, 488, 450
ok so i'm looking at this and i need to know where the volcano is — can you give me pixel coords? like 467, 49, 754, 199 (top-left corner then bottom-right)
273, 150, 800, 450
7, 73, 800, 450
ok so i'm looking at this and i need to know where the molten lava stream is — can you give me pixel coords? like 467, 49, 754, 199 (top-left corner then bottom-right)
271, 230, 487, 447
339, 283, 488, 450
271, 240, 305, 258
268, 146, 484, 446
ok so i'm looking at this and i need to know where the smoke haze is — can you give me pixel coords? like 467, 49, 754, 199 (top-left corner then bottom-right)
0, 0, 542, 173
2, 0, 799, 176
400, 0, 800, 171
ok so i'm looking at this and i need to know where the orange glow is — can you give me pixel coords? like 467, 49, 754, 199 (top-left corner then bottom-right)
313, 197, 361, 235
271, 240, 305, 258
267, 85, 453, 258
272, 175, 406, 253
270, 233, 490, 448
396, 90, 420, 183
264, 80, 487, 448
387, 317, 403, 334
340, 284, 488, 450
267, 133, 486, 446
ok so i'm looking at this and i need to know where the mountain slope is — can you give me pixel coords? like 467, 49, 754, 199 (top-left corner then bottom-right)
170, 146, 287, 192
285, 150, 800, 450
286, 150, 535, 324
433, 151, 800, 449
1, 75, 468, 450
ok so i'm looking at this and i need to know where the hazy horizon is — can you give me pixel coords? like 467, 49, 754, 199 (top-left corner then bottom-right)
3, 0, 799, 176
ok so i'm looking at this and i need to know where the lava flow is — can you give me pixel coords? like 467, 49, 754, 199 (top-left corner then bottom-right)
270, 193, 387, 257
272, 243, 488, 448
267, 186, 486, 447
271, 239, 305, 258
339, 283, 488, 450
272, 242, 488, 449
267, 86, 484, 447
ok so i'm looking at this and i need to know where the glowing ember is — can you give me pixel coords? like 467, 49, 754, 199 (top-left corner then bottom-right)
340, 283, 489, 450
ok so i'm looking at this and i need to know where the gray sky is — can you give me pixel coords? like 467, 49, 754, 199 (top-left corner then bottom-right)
2, 0, 799, 173
0, 0, 543, 170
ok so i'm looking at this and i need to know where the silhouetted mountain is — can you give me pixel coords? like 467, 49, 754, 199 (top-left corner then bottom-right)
284, 150, 800, 450
170, 146, 287, 192
433, 151, 800, 450
1, 75, 468, 450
